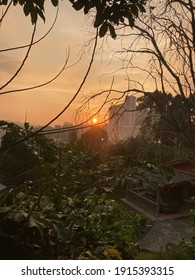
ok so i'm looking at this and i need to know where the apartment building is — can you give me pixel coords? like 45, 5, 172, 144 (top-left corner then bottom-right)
106, 96, 147, 143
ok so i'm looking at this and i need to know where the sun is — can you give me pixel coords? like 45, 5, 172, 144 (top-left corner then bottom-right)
92, 118, 98, 124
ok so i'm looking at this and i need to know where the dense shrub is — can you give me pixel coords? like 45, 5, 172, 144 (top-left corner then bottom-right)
0, 189, 146, 259
0, 124, 146, 259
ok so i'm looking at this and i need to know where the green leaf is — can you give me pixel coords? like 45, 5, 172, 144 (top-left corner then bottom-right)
19, 0, 25, 5
51, 0, 58, 7
101, 186, 114, 192
139, 4, 146, 13
94, 13, 104, 28
84, 3, 90, 14
99, 21, 108, 38
23, 3, 30, 16
0, 0, 8, 5
108, 23, 116, 39
7, 210, 28, 222
0, 206, 11, 213
36, 7, 45, 22
100, 192, 107, 201
52, 222, 65, 242
72, 0, 85, 11
128, 15, 134, 27
131, 5, 139, 17
28, 215, 46, 237
30, 7, 38, 24
34, 0, 45, 10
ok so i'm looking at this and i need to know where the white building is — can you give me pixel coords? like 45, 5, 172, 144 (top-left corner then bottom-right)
106, 96, 147, 143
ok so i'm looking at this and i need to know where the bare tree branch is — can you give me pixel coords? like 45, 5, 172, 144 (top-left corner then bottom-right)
0, 49, 85, 95
0, 4, 59, 53
0, 29, 99, 150
0, 23, 37, 91
0, 0, 12, 25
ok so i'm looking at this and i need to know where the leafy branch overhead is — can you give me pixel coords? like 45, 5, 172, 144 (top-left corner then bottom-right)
0, 0, 59, 24
0, 0, 147, 38
70, 0, 147, 39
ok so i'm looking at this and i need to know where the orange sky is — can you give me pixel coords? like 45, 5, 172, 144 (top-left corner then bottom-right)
0, 2, 152, 127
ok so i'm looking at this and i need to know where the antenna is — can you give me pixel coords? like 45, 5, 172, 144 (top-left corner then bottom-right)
24, 110, 28, 125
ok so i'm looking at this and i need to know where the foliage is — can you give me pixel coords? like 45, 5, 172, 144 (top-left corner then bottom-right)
189, 196, 195, 224
126, 161, 174, 191
70, 0, 147, 38
109, 136, 179, 164
0, 0, 147, 38
60, 144, 132, 197
94, 154, 174, 196
0, 186, 146, 259
59, 144, 128, 197
2, 120, 194, 260
59, 143, 102, 196
109, 0, 195, 154
78, 126, 107, 154
136, 236, 195, 260
0, 124, 147, 259
0, 0, 59, 24
60, 141, 175, 199
66, 194, 146, 259
0, 121, 57, 185
137, 91, 195, 152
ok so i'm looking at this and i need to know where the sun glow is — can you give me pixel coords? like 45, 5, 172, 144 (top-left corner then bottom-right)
92, 118, 98, 124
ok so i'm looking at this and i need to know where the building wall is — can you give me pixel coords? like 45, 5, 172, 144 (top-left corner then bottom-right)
106, 96, 147, 143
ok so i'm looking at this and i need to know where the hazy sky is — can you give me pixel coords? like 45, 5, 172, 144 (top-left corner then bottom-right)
0, 1, 150, 127
0, 2, 117, 126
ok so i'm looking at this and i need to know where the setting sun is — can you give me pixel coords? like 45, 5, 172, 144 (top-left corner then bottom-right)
92, 118, 98, 124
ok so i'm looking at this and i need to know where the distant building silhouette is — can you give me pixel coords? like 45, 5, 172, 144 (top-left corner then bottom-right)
107, 96, 148, 143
